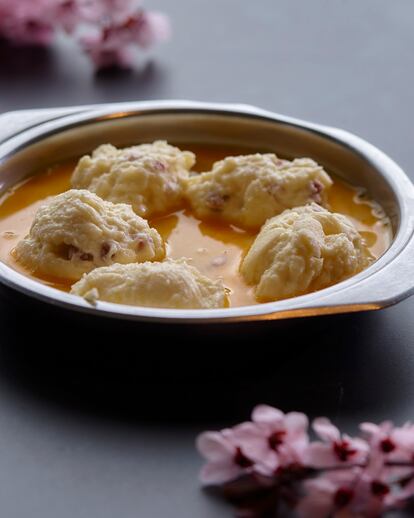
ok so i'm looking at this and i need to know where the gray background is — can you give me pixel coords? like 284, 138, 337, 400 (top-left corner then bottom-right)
1, 1, 414, 517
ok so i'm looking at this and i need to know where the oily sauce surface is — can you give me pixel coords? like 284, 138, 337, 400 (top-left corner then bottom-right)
0, 145, 392, 307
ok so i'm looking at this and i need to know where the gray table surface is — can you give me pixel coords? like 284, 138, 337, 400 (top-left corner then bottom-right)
1, 1, 414, 517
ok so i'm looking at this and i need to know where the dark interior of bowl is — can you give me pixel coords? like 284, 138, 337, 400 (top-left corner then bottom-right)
0, 109, 400, 236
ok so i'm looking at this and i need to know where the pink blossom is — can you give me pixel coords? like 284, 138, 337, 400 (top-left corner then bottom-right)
351, 474, 396, 517
361, 421, 414, 463
239, 405, 309, 475
196, 411, 414, 516
349, 452, 400, 518
298, 424, 409, 517
196, 423, 262, 485
297, 465, 399, 518
0, 0, 170, 68
80, 10, 170, 68
305, 418, 369, 469
80, 32, 134, 68
133, 11, 171, 48
0, 0, 56, 45
49, 0, 82, 34
74, 0, 141, 23
296, 469, 360, 518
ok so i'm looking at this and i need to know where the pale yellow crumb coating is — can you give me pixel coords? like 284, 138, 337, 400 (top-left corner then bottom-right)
71, 140, 195, 217
241, 203, 374, 301
71, 259, 228, 309
15, 189, 164, 280
186, 153, 333, 229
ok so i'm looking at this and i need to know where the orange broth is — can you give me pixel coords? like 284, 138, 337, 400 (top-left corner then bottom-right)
0, 145, 392, 307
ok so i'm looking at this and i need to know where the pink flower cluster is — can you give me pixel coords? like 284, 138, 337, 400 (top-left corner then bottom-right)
197, 406, 414, 517
0, 0, 170, 68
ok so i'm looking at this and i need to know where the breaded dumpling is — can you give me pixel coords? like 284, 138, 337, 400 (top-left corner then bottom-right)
241, 204, 373, 301
71, 140, 195, 217
71, 259, 228, 309
14, 189, 164, 280
186, 153, 332, 229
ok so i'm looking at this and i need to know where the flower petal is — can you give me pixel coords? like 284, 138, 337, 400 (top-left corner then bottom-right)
254, 453, 280, 476
251, 404, 284, 424
135, 11, 171, 48
199, 461, 242, 485
230, 422, 271, 463
359, 422, 380, 436
393, 427, 414, 450
285, 411, 309, 438
196, 431, 233, 461
304, 442, 339, 468
231, 422, 262, 441
345, 436, 369, 455
313, 417, 340, 442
